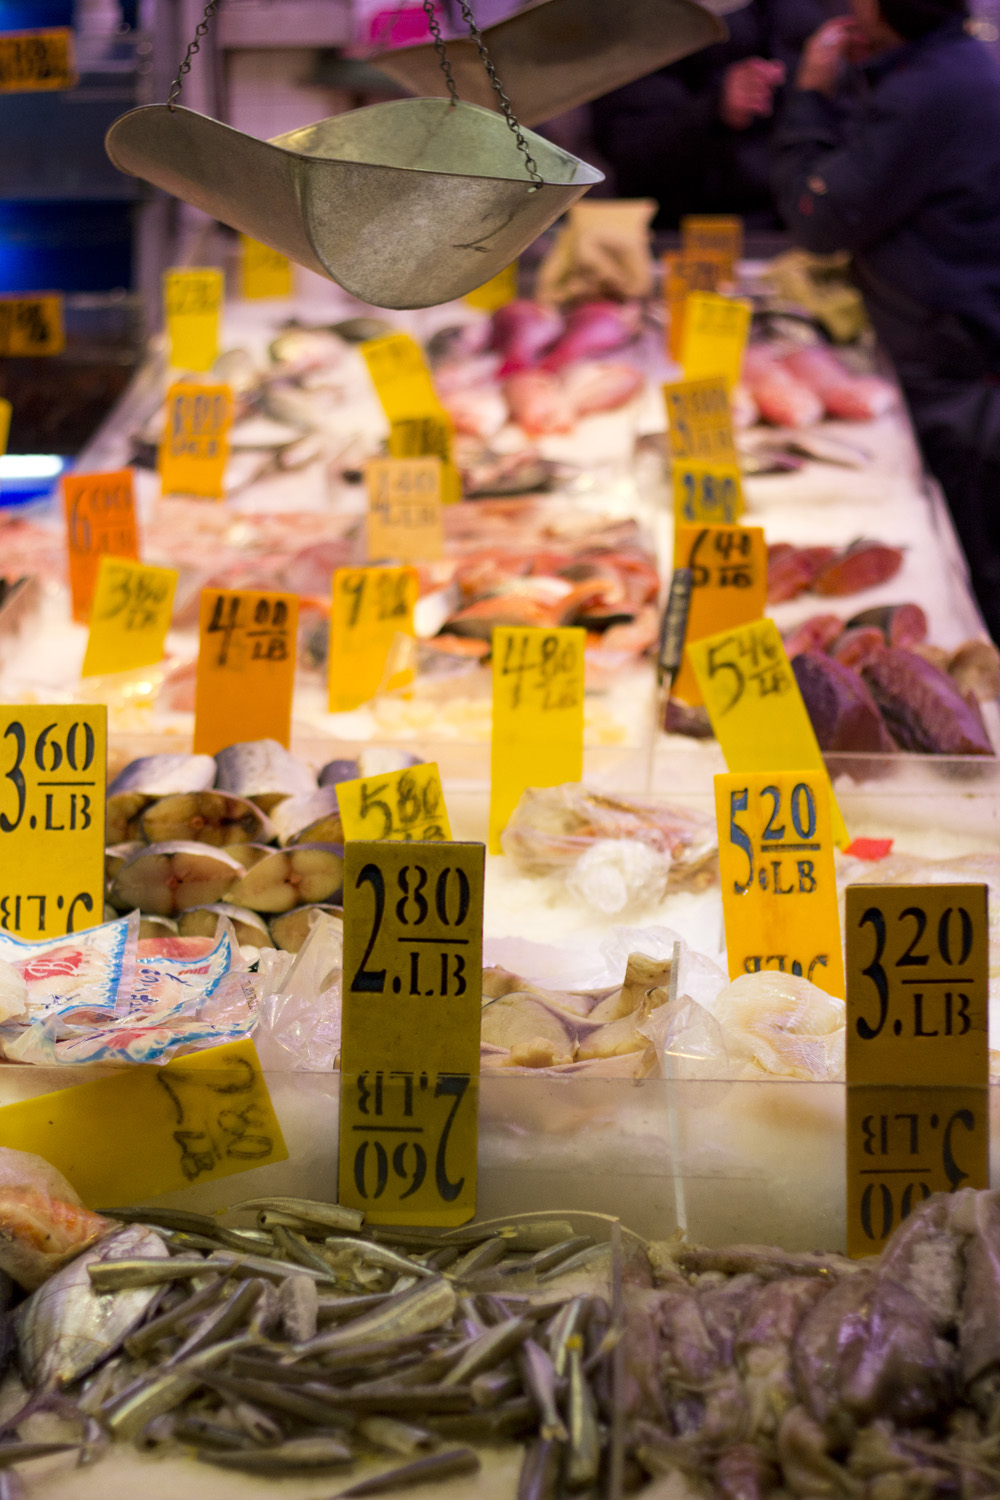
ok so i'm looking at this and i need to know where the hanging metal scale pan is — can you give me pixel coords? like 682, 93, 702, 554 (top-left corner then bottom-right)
105, 98, 603, 310
370, 0, 729, 128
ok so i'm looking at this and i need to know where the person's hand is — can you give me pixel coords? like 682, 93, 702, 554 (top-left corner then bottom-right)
796, 17, 857, 95
719, 58, 787, 130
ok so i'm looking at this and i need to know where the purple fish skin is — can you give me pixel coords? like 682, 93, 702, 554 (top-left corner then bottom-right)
792, 652, 897, 753
861, 648, 994, 756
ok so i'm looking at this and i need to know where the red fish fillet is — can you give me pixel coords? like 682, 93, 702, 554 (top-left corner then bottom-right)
538, 302, 641, 372
783, 347, 896, 421
812, 540, 904, 596
848, 603, 928, 648
783, 613, 845, 659
767, 543, 836, 602
504, 370, 576, 435
490, 300, 563, 376
830, 626, 886, 671
743, 347, 823, 428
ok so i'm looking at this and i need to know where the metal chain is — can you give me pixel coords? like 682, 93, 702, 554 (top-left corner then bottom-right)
167, 0, 220, 110
421, 0, 460, 106
453, 0, 542, 188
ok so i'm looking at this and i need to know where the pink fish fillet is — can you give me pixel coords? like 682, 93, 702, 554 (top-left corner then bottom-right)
538, 301, 642, 372
490, 300, 563, 376
562, 361, 644, 416
441, 386, 508, 439
743, 346, 824, 429
783, 347, 896, 420
504, 370, 576, 436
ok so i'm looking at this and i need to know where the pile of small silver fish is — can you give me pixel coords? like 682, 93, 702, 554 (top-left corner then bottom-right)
3, 1198, 624, 1496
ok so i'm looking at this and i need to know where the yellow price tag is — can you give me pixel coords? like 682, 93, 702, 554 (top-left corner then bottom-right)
0, 28, 76, 91
680, 292, 752, 389
158, 382, 232, 498
673, 462, 744, 527
465, 261, 518, 312
361, 332, 439, 422
663, 254, 730, 361
680, 215, 744, 278
81, 556, 177, 678
0, 293, 65, 356
0, 1038, 287, 1206
0, 398, 10, 456
366, 457, 444, 563
716, 769, 845, 995
163, 268, 223, 372
328, 566, 418, 714
387, 418, 460, 505
338, 764, 452, 844
687, 617, 848, 846
846, 1084, 987, 1257
339, 840, 484, 1225
663, 376, 737, 463
490, 625, 585, 855
63, 470, 139, 625
193, 588, 299, 755
672, 525, 766, 705
0, 706, 105, 939
240, 236, 293, 299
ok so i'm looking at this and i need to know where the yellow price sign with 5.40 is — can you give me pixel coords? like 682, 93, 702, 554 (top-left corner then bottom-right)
680, 292, 752, 389
159, 382, 232, 498
81, 556, 177, 678
716, 769, 844, 996
366, 457, 444, 563
328, 566, 418, 714
193, 588, 299, 755
490, 625, 585, 854
338, 763, 452, 844
688, 617, 848, 846
163, 268, 223, 372
339, 840, 484, 1226
672, 524, 765, 705
0, 705, 106, 939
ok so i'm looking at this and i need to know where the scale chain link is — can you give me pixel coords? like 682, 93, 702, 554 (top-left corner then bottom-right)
453, 0, 542, 187
421, 0, 460, 105
168, 0, 220, 110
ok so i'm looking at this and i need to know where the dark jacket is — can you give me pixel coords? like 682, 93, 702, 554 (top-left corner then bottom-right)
773, 20, 1000, 374
590, 0, 838, 229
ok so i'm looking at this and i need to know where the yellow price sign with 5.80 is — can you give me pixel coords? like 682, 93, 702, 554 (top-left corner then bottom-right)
366, 457, 444, 563
328, 566, 418, 714
339, 840, 484, 1226
716, 769, 845, 996
193, 588, 299, 755
680, 292, 752, 389
490, 625, 585, 854
159, 382, 232, 498
81, 556, 177, 678
0, 705, 106, 939
163, 268, 223, 372
687, 617, 848, 846
338, 763, 452, 844
672, 524, 765, 705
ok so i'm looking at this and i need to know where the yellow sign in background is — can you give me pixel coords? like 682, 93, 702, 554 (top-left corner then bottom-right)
688, 617, 848, 846
673, 462, 744, 528
159, 382, 232, 498
466, 261, 518, 312
0, 1038, 287, 1205
193, 588, 299, 755
240, 236, 293, 299
0, 293, 65, 356
63, 469, 139, 625
163, 268, 223, 372
664, 375, 738, 464
366, 457, 445, 563
490, 625, 585, 854
338, 763, 452, 844
339, 841, 484, 1226
672, 525, 766, 704
680, 292, 752, 388
0, 705, 106, 939
362, 333, 460, 503
0, 29, 76, 91
680, 214, 744, 278
716, 769, 845, 995
328, 566, 418, 714
81, 556, 177, 677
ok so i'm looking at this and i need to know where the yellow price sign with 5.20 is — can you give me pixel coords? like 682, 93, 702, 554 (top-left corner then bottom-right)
687, 617, 848, 847
716, 769, 844, 996
0, 705, 106, 939
328, 566, 418, 714
0, 1037, 287, 1205
163, 268, 223, 372
0, 293, 65, 356
366, 456, 444, 563
339, 840, 484, 1226
81, 556, 177, 678
680, 292, 752, 389
159, 382, 232, 498
338, 763, 452, 844
672, 524, 765, 705
193, 588, 299, 755
489, 625, 585, 854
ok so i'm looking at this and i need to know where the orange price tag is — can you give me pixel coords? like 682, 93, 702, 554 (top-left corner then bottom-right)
194, 588, 299, 755
63, 470, 139, 625
328, 566, 418, 714
680, 215, 744, 278
671, 524, 766, 705
663, 253, 730, 361
0, 29, 76, 91
158, 382, 232, 499
0, 293, 65, 356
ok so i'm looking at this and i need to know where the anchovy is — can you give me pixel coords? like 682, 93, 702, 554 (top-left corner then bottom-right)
447, 1237, 510, 1281
323, 1237, 433, 1280
124, 1278, 225, 1357
357, 1416, 437, 1456
0, 1443, 80, 1468
545, 1296, 588, 1377
293, 1280, 457, 1356
230, 1198, 364, 1233
441, 1317, 532, 1387
565, 1336, 600, 1487
517, 1437, 561, 1500
197, 1436, 354, 1473
168, 1278, 264, 1363
332, 1447, 480, 1496
99, 1206, 222, 1236
519, 1340, 567, 1443
279, 1274, 319, 1344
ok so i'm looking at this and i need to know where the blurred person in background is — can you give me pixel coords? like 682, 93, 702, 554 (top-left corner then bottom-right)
773, 0, 1000, 641
590, 0, 844, 229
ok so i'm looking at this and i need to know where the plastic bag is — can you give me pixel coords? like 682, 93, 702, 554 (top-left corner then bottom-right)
254, 913, 344, 1072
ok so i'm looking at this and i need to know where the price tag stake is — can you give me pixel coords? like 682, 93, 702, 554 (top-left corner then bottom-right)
63, 470, 139, 625
338, 763, 452, 844
0, 705, 106, 939
329, 566, 418, 714
81, 557, 177, 678
339, 841, 484, 1226
193, 588, 299, 755
716, 769, 845, 996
